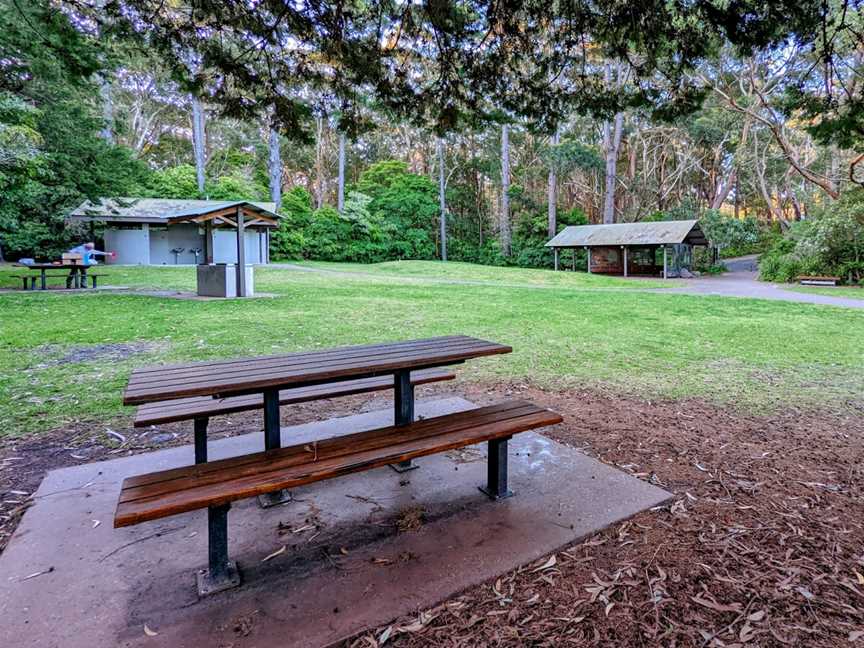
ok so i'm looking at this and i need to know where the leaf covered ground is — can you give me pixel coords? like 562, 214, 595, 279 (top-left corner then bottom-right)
347, 383, 864, 648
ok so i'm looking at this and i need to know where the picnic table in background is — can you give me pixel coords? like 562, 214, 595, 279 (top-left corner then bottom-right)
12, 262, 94, 290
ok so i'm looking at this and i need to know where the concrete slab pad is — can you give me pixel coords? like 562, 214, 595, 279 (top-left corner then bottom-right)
0, 398, 671, 648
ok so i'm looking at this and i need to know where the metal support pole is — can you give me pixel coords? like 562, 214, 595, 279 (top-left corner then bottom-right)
390, 369, 418, 472
480, 436, 513, 500
194, 417, 208, 464
196, 503, 240, 597
258, 388, 291, 506
236, 207, 247, 297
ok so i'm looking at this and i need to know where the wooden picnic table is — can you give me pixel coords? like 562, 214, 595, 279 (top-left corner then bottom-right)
124, 335, 511, 502
114, 335, 569, 598
13, 262, 93, 290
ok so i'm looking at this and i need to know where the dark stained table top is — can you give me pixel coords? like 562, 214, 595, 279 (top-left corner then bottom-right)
14, 263, 93, 270
123, 336, 511, 405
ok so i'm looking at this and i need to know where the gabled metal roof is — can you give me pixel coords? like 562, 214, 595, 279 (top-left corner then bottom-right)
546, 219, 706, 247
68, 198, 279, 224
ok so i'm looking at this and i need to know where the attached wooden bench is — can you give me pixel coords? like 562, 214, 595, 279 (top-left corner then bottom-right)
115, 400, 562, 593
10, 275, 37, 290
135, 368, 455, 464
799, 275, 841, 286
11, 274, 93, 290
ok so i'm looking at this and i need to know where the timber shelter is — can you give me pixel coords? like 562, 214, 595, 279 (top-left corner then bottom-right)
545, 219, 708, 279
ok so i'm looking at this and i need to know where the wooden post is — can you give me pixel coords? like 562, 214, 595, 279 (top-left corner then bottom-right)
623, 246, 628, 277
204, 220, 214, 264
586, 247, 592, 274
571, 248, 576, 271
663, 247, 668, 279
553, 248, 559, 271
236, 206, 246, 297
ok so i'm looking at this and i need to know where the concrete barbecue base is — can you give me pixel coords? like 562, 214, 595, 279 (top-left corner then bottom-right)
0, 398, 671, 648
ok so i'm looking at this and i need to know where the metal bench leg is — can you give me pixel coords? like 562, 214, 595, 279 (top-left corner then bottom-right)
258, 388, 291, 507
390, 369, 418, 473
480, 436, 514, 500
194, 417, 208, 464
196, 503, 240, 596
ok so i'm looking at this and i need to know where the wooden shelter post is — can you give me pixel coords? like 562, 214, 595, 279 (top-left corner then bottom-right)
662, 247, 668, 279
571, 248, 576, 271
586, 246, 591, 274
623, 246, 628, 277
236, 206, 247, 297
553, 248, 559, 271
204, 221, 214, 264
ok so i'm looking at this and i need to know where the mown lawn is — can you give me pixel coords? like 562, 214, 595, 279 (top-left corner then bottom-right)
293, 259, 679, 289
1, 262, 862, 436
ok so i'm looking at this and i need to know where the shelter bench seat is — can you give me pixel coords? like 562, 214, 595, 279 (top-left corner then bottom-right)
798, 275, 841, 286
115, 400, 563, 595
134, 368, 455, 463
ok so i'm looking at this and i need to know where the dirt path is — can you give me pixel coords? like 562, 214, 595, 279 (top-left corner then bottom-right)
661, 256, 864, 309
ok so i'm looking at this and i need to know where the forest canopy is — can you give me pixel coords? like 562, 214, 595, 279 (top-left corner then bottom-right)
1, 1, 862, 281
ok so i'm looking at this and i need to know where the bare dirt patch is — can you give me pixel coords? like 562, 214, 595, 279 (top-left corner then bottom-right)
32, 341, 167, 367
2, 383, 863, 647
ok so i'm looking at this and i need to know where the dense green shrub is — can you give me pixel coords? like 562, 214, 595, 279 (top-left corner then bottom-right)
759, 191, 864, 283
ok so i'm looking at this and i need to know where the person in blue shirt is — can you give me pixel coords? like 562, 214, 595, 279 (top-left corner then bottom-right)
68, 242, 112, 265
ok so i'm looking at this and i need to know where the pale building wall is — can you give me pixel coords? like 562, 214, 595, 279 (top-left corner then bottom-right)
104, 225, 150, 265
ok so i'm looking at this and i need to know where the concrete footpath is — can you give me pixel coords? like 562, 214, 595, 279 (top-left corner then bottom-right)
0, 398, 670, 648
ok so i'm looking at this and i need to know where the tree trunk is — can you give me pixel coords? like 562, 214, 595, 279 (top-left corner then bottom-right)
500, 124, 511, 256
268, 127, 282, 209
315, 116, 326, 209
191, 96, 206, 195
547, 130, 559, 238
99, 74, 114, 145
602, 62, 624, 224
438, 138, 447, 261
337, 132, 346, 213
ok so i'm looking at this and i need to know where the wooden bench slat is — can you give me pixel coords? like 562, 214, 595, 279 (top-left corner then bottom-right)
133, 368, 455, 427
129, 335, 470, 377
122, 401, 536, 496
115, 401, 561, 527
122, 345, 492, 403
122, 336, 511, 404
123, 338, 495, 393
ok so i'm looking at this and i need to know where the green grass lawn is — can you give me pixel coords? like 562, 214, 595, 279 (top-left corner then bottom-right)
1, 262, 862, 436
293, 260, 679, 289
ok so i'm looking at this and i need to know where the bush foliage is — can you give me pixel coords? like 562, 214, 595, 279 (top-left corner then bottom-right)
759, 190, 864, 284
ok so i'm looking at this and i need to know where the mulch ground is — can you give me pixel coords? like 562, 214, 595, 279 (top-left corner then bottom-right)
2, 383, 863, 647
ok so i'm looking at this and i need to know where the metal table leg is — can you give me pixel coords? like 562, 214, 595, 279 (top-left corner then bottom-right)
258, 387, 291, 507
194, 417, 208, 463
390, 369, 418, 472
196, 503, 241, 596
40, 269, 47, 291
193, 417, 240, 596
479, 436, 514, 500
